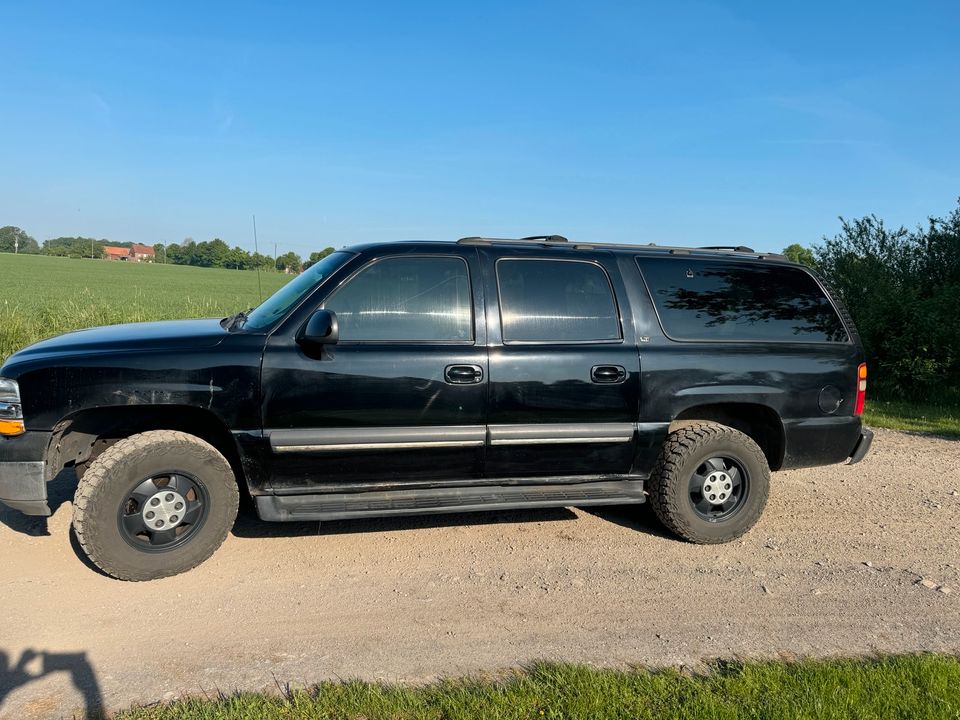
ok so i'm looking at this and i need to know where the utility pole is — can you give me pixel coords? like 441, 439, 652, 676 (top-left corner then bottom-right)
13, 236, 18, 254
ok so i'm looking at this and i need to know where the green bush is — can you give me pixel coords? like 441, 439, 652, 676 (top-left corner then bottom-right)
813, 201, 960, 400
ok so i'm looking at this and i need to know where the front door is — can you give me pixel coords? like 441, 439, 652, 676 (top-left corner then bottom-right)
480, 249, 640, 478
261, 250, 487, 492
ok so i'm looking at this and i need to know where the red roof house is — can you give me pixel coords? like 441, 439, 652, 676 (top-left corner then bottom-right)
102, 244, 156, 262
103, 246, 130, 261
131, 244, 156, 261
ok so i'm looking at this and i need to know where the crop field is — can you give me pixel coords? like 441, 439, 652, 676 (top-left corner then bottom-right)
0, 254, 290, 362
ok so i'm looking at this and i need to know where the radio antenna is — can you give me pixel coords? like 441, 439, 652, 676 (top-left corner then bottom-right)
252, 214, 263, 304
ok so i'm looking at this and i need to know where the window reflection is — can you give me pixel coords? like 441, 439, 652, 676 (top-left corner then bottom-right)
637, 258, 848, 342
497, 259, 621, 343
324, 256, 473, 341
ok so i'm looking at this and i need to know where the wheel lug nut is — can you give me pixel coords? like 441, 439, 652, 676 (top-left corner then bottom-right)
155, 520, 164, 528
165, 493, 174, 502
151, 498, 160, 506
170, 515, 178, 523
174, 502, 183, 510
146, 511, 155, 519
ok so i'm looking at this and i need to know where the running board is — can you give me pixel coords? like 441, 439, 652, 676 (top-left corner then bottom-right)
255, 480, 646, 522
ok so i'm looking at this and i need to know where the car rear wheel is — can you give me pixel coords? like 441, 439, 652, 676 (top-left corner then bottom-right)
72, 430, 239, 581
648, 422, 770, 544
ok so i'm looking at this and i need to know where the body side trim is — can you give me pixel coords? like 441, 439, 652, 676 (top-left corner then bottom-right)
488, 422, 635, 445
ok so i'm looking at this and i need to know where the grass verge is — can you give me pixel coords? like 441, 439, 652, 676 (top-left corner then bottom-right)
863, 398, 960, 438
116, 655, 960, 720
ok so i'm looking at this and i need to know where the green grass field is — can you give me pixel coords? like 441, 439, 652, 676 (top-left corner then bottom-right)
862, 399, 960, 439
0, 254, 289, 362
115, 656, 960, 720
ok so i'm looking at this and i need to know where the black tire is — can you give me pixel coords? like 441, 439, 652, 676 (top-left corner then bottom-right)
648, 422, 770, 544
72, 430, 239, 581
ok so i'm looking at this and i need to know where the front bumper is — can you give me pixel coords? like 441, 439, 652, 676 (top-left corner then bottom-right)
848, 427, 874, 465
0, 430, 52, 516
0, 460, 49, 515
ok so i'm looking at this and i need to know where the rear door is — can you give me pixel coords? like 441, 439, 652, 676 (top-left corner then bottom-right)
480, 247, 640, 478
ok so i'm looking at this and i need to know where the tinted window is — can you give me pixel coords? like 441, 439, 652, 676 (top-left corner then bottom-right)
497, 259, 621, 343
637, 257, 848, 342
323, 256, 472, 342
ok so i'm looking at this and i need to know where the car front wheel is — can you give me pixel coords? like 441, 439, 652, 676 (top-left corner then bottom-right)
72, 430, 239, 581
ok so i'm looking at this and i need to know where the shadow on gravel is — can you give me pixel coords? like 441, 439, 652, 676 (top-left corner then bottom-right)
231, 505, 579, 539
0, 468, 76, 537
0, 648, 103, 719
578, 503, 675, 540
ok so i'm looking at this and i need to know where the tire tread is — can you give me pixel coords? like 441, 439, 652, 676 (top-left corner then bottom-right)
648, 422, 769, 544
73, 430, 238, 581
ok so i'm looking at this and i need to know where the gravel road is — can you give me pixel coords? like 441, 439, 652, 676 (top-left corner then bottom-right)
1, 428, 958, 719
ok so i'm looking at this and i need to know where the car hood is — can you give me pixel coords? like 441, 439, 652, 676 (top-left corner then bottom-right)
3, 318, 229, 368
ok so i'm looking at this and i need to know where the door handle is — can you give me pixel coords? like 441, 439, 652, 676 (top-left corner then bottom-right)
445, 364, 484, 384
591, 365, 626, 384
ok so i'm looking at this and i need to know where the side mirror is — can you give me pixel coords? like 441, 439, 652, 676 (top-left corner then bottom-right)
297, 309, 339, 346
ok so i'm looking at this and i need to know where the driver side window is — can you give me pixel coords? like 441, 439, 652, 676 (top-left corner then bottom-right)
322, 256, 473, 342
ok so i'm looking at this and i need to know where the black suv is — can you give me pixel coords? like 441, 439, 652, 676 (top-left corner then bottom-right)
0, 236, 873, 580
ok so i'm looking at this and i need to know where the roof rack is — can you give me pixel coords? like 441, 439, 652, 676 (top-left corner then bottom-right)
699, 245, 756, 253
457, 235, 569, 245
455, 236, 783, 258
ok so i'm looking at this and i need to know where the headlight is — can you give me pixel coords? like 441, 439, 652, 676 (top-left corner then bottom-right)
0, 377, 24, 436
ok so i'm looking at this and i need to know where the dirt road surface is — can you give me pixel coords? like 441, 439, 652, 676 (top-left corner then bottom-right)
1, 428, 958, 718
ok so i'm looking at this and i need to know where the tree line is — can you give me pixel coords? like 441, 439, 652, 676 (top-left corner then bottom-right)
0, 226, 334, 272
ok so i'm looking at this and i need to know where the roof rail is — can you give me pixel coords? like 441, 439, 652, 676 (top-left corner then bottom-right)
457, 235, 568, 245
699, 245, 755, 253
455, 236, 784, 260
521, 235, 568, 243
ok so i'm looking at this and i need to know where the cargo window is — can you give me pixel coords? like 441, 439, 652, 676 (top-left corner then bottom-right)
323, 256, 473, 342
636, 257, 848, 342
496, 259, 621, 343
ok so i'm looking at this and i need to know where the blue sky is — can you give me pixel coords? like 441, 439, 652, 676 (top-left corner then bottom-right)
1, 1, 958, 256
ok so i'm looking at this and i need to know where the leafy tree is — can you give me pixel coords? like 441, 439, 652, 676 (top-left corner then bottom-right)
43, 236, 104, 258
193, 238, 232, 268
250, 252, 274, 271
782, 243, 815, 267
814, 201, 960, 399
303, 247, 337, 269
227, 246, 251, 270
0, 226, 40, 254
276, 251, 302, 273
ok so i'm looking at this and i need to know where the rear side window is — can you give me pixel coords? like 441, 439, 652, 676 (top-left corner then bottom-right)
636, 257, 848, 343
496, 259, 621, 343
323, 256, 473, 342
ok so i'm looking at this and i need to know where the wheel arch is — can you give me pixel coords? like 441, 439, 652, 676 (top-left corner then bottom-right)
669, 402, 785, 471
46, 405, 249, 489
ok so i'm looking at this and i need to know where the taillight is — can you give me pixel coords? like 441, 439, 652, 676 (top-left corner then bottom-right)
854, 363, 867, 416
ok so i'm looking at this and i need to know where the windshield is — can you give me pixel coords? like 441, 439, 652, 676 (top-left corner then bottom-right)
243, 251, 353, 330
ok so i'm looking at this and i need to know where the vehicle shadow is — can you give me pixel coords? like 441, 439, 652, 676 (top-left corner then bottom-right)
0, 468, 76, 537
231, 504, 579, 539
578, 503, 676, 540
0, 648, 103, 719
